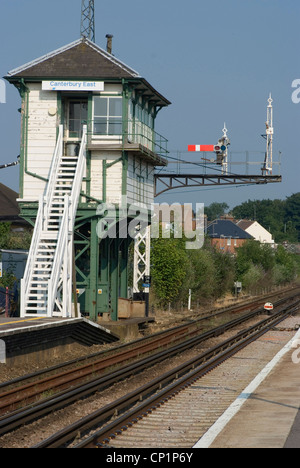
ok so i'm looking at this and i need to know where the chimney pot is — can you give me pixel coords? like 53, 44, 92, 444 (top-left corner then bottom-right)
106, 34, 113, 54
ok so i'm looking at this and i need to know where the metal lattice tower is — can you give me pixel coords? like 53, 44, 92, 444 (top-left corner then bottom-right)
262, 94, 274, 175
81, 0, 95, 42
265, 94, 274, 173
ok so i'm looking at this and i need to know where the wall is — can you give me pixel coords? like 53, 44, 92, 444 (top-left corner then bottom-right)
127, 155, 154, 208
23, 83, 58, 200
90, 151, 123, 204
245, 222, 274, 245
211, 237, 248, 254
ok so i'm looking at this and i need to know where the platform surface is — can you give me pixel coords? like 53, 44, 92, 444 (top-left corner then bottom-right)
0, 316, 119, 349
195, 328, 300, 448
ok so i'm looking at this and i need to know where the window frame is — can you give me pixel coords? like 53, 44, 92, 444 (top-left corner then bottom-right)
93, 95, 123, 138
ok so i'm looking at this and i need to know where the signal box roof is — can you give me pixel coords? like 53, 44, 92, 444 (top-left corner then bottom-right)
5, 37, 171, 107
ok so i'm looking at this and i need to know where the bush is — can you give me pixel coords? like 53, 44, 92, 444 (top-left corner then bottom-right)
151, 237, 189, 308
240, 264, 264, 290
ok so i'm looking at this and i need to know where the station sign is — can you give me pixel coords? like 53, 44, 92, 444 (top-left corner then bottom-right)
42, 81, 104, 92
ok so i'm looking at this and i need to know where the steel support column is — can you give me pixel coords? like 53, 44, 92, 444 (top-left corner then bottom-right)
133, 225, 151, 296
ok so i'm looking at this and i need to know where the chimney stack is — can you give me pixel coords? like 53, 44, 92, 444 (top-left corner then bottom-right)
106, 34, 113, 54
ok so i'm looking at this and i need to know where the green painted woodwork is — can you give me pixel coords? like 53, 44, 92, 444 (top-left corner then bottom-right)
13, 76, 164, 322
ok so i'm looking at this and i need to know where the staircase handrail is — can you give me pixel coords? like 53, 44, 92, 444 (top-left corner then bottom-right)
20, 195, 45, 316
43, 125, 64, 227
47, 195, 70, 316
71, 125, 87, 221
47, 126, 87, 317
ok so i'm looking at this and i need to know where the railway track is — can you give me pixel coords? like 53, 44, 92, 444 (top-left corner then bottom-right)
23, 293, 299, 448
0, 287, 292, 417
0, 286, 298, 447
56, 299, 300, 449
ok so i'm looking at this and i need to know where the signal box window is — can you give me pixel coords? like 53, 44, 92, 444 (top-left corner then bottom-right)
93, 97, 122, 135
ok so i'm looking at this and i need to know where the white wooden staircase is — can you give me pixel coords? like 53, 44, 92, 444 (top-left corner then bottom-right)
20, 125, 87, 318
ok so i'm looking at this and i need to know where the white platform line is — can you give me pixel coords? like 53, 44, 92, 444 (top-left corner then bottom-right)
193, 327, 300, 448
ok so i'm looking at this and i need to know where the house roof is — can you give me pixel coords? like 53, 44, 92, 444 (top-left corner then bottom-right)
0, 183, 20, 221
207, 219, 253, 239
5, 38, 171, 107
236, 220, 255, 230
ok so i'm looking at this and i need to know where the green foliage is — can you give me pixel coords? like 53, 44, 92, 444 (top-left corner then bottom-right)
150, 193, 300, 307
151, 237, 189, 308
187, 249, 217, 300
231, 193, 300, 242
0, 270, 16, 290
240, 264, 264, 290
204, 202, 230, 221
0, 223, 11, 249
0, 222, 32, 250
273, 245, 298, 284
236, 240, 275, 277
150, 233, 299, 307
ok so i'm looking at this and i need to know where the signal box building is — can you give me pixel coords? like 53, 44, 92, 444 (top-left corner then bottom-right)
5, 37, 170, 321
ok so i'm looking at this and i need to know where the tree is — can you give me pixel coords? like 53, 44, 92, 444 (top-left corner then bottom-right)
0, 222, 32, 250
204, 202, 229, 221
236, 240, 275, 278
0, 223, 11, 249
232, 195, 300, 243
285, 193, 300, 241
151, 237, 189, 308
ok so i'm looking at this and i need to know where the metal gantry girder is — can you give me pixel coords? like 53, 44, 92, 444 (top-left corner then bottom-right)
81, 0, 95, 42
154, 173, 282, 197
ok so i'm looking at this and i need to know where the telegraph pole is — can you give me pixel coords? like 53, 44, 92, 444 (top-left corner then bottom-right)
81, 0, 95, 42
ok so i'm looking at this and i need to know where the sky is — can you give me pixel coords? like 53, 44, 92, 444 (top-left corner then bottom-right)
0, 0, 299, 212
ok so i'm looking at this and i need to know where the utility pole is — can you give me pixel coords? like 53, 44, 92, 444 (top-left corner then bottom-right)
81, 0, 95, 42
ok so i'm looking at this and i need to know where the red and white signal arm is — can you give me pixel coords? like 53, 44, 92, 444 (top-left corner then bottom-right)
188, 145, 215, 152
264, 302, 274, 311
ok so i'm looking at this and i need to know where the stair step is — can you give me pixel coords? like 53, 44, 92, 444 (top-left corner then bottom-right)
41, 232, 59, 239
30, 280, 50, 284
28, 289, 48, 293
26, 298, 47, 302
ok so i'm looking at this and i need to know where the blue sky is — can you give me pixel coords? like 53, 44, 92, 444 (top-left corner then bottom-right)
0, 0, 299, 210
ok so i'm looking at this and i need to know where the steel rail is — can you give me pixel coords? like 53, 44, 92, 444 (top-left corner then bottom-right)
33, 299, 300, 448
1, 287, 292, 414
0, 323, 197, 414
0, 291, 298, 439
0, 284, 295, 395
71, 301, 300, 449
0, 298, 278, 437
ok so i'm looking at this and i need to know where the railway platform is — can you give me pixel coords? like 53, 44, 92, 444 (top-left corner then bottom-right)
195, 327, 300, 448
0, 316, 119, 366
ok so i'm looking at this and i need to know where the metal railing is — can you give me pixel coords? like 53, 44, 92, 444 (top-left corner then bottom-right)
87, 119, 169, 157
47, 125, 87, 317
163, 150, 282, 177
20, 195, 44, 316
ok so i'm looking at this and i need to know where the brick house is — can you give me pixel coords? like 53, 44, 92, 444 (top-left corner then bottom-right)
207, 218, 253, 253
